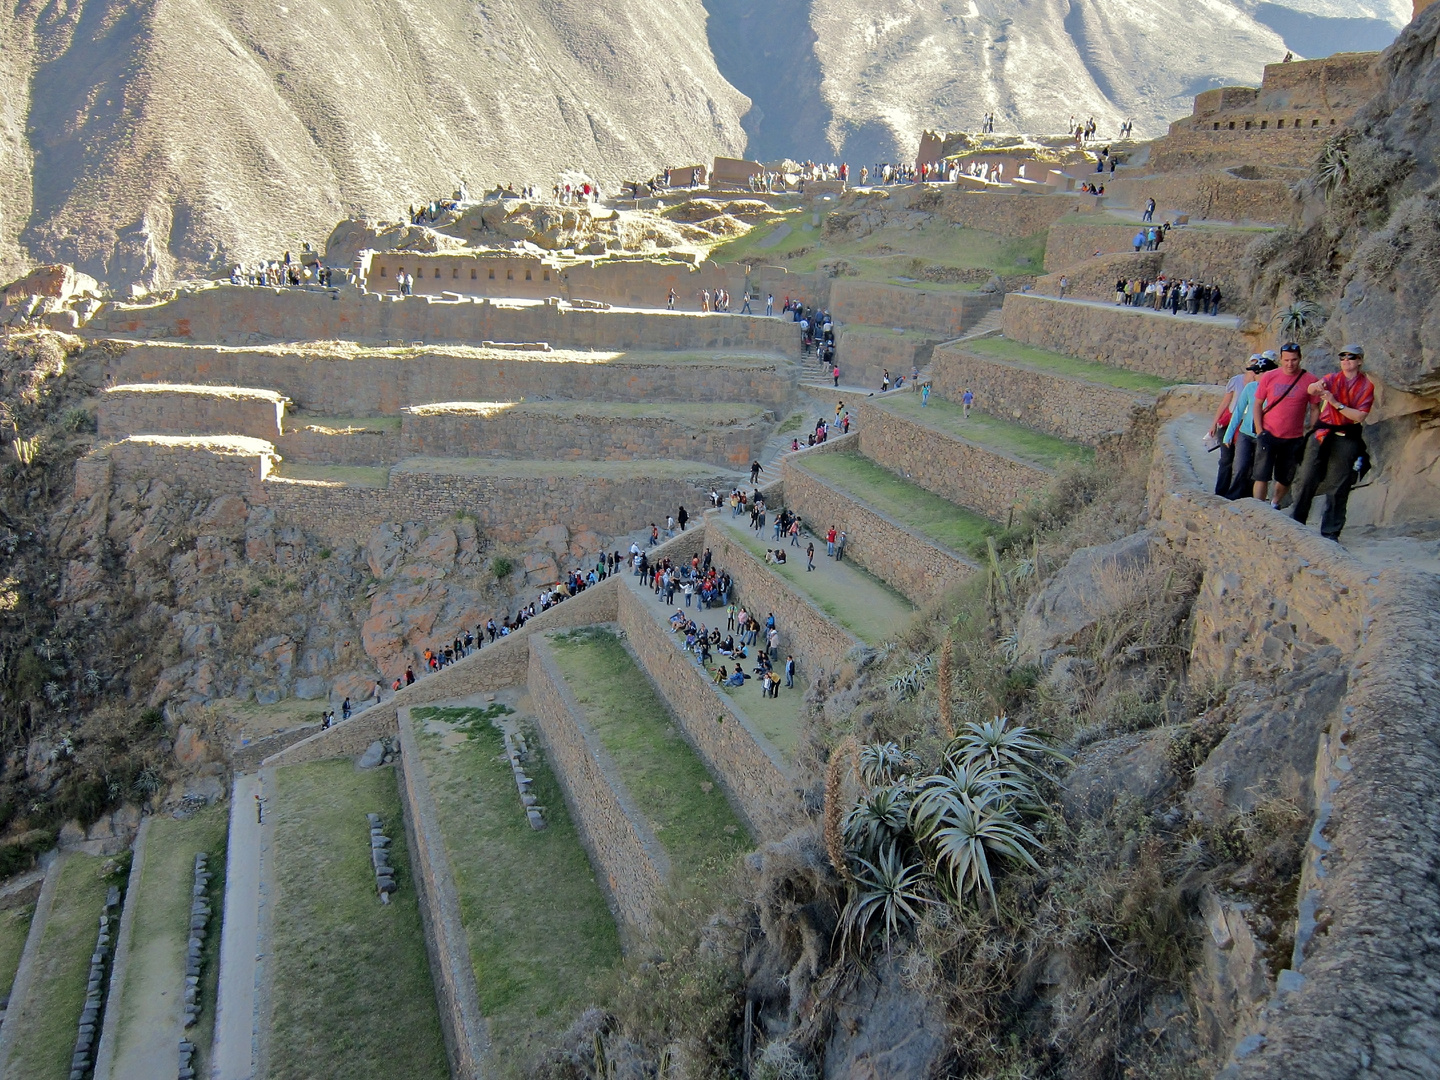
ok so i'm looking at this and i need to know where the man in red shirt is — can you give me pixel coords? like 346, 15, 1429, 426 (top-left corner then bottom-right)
1252, 342, 1319, 507
1291, 344, 1374, 540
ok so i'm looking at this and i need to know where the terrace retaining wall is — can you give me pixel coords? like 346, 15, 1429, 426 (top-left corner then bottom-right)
928, 343, 1155, 446
98, 386, 286, 442
829, 279, 1000, 338
399, 407, 768, 470
779, 453, 976, 605
1001, 292, 1257, 384
614, 579, 805, 841
102, 341, 796, 414
87, 286, 802, 355
527, 637, 669, 931
855, 397, 1052, 520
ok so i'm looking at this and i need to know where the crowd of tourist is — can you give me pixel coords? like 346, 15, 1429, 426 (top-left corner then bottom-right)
228, 246, 338, 288
1114, 276, 1223, 315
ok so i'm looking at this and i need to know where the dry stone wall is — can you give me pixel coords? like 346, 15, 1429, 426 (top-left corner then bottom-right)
928, 344, 1155, 447
779, 454, 975, 605
527, 637, 669, 930
87, 285, 801, 354
1146, 416, 1440, 1079
399, 406, 767, 470
103, 341, 796, 413
98, 385, 286, 442
701, 518, 860, 676
614, 579, 805, 841
277, 424, 402, 466
1044, 223, 1266, 279
1002, 293, 1257, 384
830, 280, 999, 338
1103, 171, 1298, 227
834, 328, 936, 391
934, 190, 1092, 237
855, 398, 1051, 521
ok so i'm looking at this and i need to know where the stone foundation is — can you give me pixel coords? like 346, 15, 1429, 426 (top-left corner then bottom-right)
833, 327, 939, 391
830, 279, 1000, 338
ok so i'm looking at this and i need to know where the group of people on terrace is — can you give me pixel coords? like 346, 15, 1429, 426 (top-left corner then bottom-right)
1209, 341, 1374, 541
1114, 276, 1223, 316
229, 246, 337, 288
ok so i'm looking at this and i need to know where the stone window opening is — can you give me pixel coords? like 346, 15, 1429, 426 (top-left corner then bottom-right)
543, 269, 550, 281
453, 268, 459, 279
471, 268, 478, 280
1214, 122, 1220, 130
525, 269, 532, 281
1277, 119, 1284, 128
379, 266, 386, 278
1312, 119, 1321, 127
435, 268, 441, 278
1245, 121, 1253, 130
1261, 120, 1268, 129
506, 270, 513, 280
489, 269, 496, 279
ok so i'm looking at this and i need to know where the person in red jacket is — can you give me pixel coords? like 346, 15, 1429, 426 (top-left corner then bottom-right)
1252, 343, 1319, 507
1291, 344, 1374, 540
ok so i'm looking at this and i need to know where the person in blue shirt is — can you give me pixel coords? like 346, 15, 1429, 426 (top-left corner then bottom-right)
1222, 354, 1276, 501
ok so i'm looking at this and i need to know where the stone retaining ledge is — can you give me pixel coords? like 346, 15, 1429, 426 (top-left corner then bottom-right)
929, 343, 1155, 447
527, 636, 669, 931
98, 383, 288, 443
1148, 416, 1440, 1077
1002, 291, 1258, 384
855, 397, 1052, 521
615, 579, 805, 841
780, 455, 976, 605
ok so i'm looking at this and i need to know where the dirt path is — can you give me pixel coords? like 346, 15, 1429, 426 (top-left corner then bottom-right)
93, 818, 153, 1080
212, 773, 264, 1080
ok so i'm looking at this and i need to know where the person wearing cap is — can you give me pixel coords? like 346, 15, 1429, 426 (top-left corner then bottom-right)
1210, 355, 1257, 496
1252, 342, 1319, 508
1222, 354, 1275, 500
1291, 344, 1374, 540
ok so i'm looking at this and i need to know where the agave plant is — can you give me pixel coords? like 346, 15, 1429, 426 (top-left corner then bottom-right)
911, 758, 1034, 831
888, 655, 933, 699
859, 741, 919, 786
839, 841, 934, 951
843, 784, 911, 858
1313, 133, 1351, 197
949, 714, 1069, 776
1272, 299, 1327, 341
998, 627, 1022, 665
913, 794, 1042, 907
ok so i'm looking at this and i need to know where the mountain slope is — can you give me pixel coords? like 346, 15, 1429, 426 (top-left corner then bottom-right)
2, 0, 749, 285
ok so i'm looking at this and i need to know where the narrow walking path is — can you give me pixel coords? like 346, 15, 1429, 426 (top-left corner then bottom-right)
93, 818, 151, 1080
1019, 291, 1245, 329
212, 773, 264, 1080
713, 512, 915, 644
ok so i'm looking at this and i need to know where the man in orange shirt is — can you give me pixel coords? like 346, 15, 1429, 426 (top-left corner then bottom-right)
1291, 344, 1374, 541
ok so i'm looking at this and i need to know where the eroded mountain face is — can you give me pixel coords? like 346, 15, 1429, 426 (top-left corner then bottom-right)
0, 0, 1409, 287
0, 0, 749, 285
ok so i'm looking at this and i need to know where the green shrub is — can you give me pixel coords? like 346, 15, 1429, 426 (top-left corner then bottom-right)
491, 556, 514, 579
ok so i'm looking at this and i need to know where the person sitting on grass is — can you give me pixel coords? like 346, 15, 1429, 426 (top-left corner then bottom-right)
726, 668, 747, 686
714, 665, 729, 685
719, 634, 736, 655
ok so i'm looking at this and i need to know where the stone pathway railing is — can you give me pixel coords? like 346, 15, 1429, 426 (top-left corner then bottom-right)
367, 815, 398, 903
178, 850, 213, 1078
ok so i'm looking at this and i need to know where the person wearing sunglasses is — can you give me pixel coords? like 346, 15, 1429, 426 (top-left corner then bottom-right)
1291, 344, 1374, 541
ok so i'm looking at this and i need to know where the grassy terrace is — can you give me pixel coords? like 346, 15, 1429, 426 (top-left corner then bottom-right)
800, 451, 996, 552
5, 854, 118, 1080
549, 629, 752, 878
709, 210, 1047, 282
0, 901, 35, 1005
269, 761, 447, 1080
391, 457, 737, 480
124, 340, 788, 367
877, 392, 1094, 469
108, 806, 227, 1080
270, 463, 390, 487
960, 336, 1174, 394
411, 704, 619, 1076
717, 517, 915, 645
407, 401, 769, 424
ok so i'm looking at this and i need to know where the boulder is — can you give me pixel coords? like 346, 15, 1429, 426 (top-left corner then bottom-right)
294, 676, 327, 700
357, 741, 385, 769
822, 955, 949, 1079
1017, 530, 1159, 664
1062, 728, 1181, 820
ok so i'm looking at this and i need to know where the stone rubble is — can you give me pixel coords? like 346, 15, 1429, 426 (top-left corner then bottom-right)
70, 885, 120, 1080
504, 730, 546, 830
368, 814, 399, 902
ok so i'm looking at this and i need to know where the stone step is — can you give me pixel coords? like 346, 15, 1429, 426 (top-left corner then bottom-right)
1001, 292, 1256, 385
